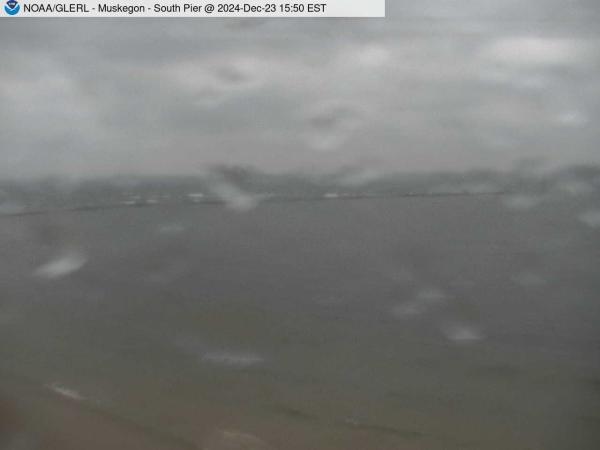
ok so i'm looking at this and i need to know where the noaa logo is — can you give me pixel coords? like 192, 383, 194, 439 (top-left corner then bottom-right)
4, 0, 20, 15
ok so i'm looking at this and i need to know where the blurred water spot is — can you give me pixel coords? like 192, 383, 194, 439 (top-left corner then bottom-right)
502, 194, 542, 211
204, 429, 272, 450
441, 322, 484, 343
483, 36, 585, 67
201, 351, 264, 368
304, 102, 363, 152
511, 271, 547, 287
392, 288, 446, 318
578, 210, 600, 228
214, 59, 261, 88
156, 223, 186, 235
354, 44, 391, 68
45, 382, 85, 401
175, 335, 265, 368
209, 179, 260, 212
33, 250, 87, 279
120, 194, 143, 206
479, 70, 549, 91
146, 196, 160, 205
170, 57, 264, 107
187, 192, 205, 202
555, 110, 589, 128
392, 301, 428, 318
554, 178, 595, 196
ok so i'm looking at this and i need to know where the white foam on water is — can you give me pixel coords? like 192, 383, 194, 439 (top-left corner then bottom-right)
204, 429, 272, 450
33, 251, 87, 279
46, 382, 85, 401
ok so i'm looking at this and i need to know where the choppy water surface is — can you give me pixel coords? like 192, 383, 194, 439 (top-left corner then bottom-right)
1, 195, 599, 449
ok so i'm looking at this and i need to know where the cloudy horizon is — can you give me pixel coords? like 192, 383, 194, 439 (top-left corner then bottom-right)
1, 0, 599, 179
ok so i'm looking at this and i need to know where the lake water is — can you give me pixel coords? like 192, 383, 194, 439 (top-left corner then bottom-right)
1, 195, 599, 449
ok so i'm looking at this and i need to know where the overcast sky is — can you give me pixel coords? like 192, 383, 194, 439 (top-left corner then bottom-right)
1, 0, 599, 179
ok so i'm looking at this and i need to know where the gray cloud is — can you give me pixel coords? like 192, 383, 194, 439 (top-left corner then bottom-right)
1, 1, 600, 178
